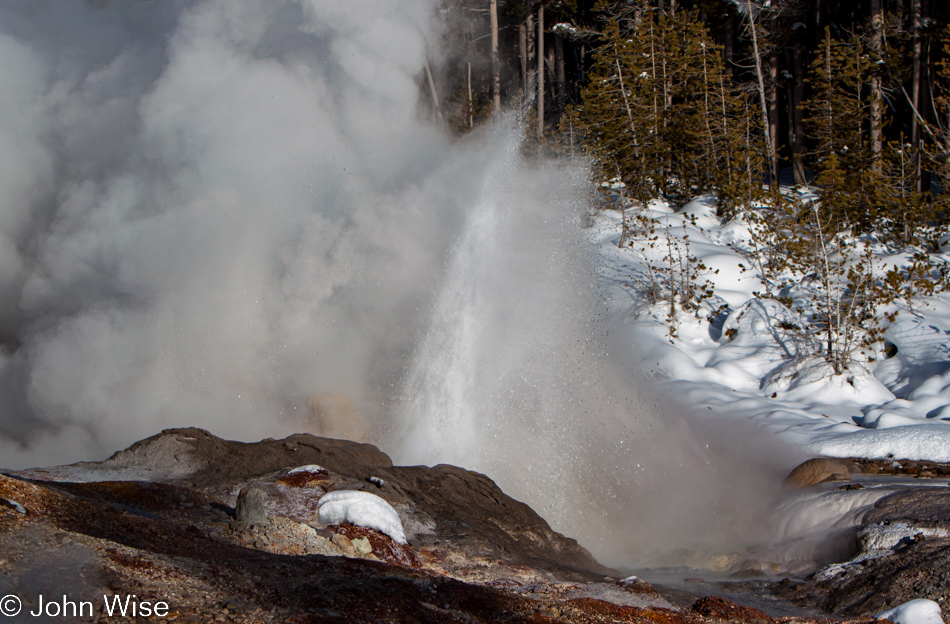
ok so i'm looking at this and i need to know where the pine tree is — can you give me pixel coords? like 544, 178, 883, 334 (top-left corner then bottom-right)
574, 17, 649, 198
803, 27, 874, 232
930, 25, 950, 219
577, 4, 767, 212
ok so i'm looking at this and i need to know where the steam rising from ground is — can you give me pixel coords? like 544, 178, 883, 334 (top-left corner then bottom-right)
0, 0, 466, 465
0, 0, 790, 567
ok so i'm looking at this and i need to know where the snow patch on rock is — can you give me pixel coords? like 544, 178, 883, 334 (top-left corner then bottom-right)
317, 490, 407, 544
288, 464, 326, 475
815, 521, 950, 581
876, 599, 945, 624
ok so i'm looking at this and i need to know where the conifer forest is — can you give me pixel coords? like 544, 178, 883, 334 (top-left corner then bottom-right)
432, 0, 950, 374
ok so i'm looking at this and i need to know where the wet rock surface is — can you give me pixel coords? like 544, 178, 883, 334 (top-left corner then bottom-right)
785, 459, 851, 488
0, 429, 904, 624
786, 456, 950, 485
772, 481, 950, 619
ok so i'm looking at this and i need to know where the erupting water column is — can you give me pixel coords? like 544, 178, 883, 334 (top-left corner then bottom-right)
390, 123, 776, 569
393, 122, 650, 554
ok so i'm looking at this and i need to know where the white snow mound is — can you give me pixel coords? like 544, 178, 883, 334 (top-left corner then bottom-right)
316, 490, 407, 544
876, 599, 945, 624
808, 425, 950, 462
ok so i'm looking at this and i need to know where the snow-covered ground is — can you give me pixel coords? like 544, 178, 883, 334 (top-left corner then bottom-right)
593, 195, 950, 462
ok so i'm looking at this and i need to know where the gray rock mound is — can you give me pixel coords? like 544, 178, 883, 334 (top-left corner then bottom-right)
235, 486, 267, 527
10, 427, 612, 582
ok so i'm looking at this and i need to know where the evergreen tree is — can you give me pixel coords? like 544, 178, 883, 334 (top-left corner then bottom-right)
930, 25, 950, 218
803, 27, 874, 232
576, 3, 767, 212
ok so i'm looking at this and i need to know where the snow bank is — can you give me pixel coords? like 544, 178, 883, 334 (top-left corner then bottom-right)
317, 490, 407, 544
592, 197, 950, 465
288, 464, 326, 475
876, 599, 945, 624
808, 425, 950, 462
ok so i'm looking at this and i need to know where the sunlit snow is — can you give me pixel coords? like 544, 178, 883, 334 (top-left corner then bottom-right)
317, 490, 407, 544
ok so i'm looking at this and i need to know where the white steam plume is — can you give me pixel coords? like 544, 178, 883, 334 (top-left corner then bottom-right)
0, 0, 475, 466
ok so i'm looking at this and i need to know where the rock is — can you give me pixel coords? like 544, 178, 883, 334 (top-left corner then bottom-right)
864, 488, 950, 525
701, 553, 743, 572
235, 486, 267, 527
786, 458, 851, 488
773, 488, 950, 617
331, 533, 356, 556
333, 524, 422, 569
12, 428, 612, 581
351, 537, 373, 555
691, 596, 772, 624
1, 448, 905, 624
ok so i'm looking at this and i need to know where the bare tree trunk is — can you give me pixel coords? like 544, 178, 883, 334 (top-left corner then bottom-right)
921, 16, 933, 195
616, 58, 636, 135
554, 33, 566, 115
649, 19, 659, 132
467, 62, 474, 128
911, 0, 922, 190
424, 57, 443, 122
525, 1, 535, 108
722, 16, 735, 75
789, 43, 806, 185
546, 46, 555, 90
537, 1, 544, 140
870, 0, 883, 171
519, 23, 527, 99
579, 44, 586, 85
700, 32, 719, 170
769, 51, 780, 183
490, 0, 501, 114
823, 30, 833, 151
747, 0, 777, 188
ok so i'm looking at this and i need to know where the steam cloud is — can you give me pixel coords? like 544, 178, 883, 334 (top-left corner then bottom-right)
0, 0, 475, 466
0, 0, 794, 567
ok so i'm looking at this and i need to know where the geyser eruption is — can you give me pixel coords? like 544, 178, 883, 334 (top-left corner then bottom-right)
0, 0, 790, 568
391, 122, 791, 566
394, 123, 622, 523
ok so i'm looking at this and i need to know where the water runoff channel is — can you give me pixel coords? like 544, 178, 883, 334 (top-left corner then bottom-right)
626, 473, 950, 616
